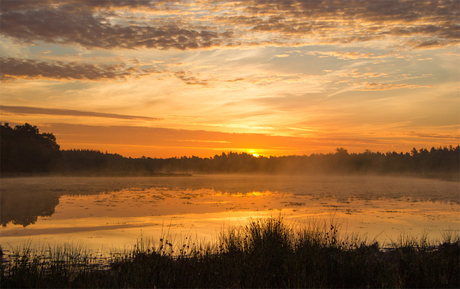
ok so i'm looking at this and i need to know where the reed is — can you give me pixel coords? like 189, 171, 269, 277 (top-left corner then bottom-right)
1, 217, 459, 288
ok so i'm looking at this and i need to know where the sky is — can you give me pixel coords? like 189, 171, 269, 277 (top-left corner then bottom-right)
1, 0, 459, 158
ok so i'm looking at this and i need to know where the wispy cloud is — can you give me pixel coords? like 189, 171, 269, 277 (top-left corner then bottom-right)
352, 82, 436, 91
0, 105, 162, 121
305, 51, 392, 60
173, 71, 212, 85
406, 131, 460, 140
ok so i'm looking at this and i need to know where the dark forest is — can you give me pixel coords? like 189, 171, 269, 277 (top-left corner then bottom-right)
1, 123, 459, 179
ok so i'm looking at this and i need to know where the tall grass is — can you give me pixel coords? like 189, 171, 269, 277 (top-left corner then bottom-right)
1, 217, 459, 288
0, 241, 106, 288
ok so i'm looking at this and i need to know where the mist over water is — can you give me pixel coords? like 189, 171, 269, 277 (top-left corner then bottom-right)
1, 175, 459, 255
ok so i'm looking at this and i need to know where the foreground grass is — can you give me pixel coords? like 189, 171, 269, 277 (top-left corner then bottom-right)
1, 217, 459, 288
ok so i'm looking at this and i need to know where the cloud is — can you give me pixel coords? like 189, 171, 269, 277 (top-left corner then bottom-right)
174, 71, 211, 85
0, 0, 166, 12
239, 0, 458, 25
0, 57, 160, 81
0, 57, 220, 85
353, 82, 436, 91
253, 94, 325, 111
305, 51, 391, 60
214, 0, 459, 49
45, 123, 307, 152
338, 69, 390, 79
0, 105, 162, 121
1, 2, 233, 50
443, 51, 460, 57
407, 131, 460, 140
1, 0, 457, 51
0, 56, 311, 87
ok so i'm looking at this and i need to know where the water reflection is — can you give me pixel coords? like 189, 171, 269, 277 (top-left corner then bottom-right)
1, 175, 459, 253
1, 191, 59, 227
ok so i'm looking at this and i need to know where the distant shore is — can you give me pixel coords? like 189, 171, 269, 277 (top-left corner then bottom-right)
0, 172, 193, 178
2, 171, 458, 183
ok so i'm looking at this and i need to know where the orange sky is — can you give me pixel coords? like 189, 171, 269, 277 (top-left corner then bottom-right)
1, 0, 459, 158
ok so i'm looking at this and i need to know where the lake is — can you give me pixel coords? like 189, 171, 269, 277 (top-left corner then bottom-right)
1, 175, 459, 256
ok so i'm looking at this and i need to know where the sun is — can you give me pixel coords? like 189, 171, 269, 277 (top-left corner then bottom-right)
248, 149, 260, 158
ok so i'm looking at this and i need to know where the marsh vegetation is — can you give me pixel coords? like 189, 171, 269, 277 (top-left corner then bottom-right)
1, 217, 459, 288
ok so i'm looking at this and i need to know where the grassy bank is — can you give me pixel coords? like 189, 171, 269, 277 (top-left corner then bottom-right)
1, 217, 459, 288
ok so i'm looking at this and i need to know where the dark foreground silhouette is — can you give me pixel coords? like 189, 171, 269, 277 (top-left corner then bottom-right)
1, 123, 459, 179
1, 217, 459, 288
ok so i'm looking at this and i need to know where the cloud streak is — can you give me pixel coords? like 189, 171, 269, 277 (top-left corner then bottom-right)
0, 57, 215, 85
0, 105, 162, 121
305, 51, 391, 60
353, 82, 436, 91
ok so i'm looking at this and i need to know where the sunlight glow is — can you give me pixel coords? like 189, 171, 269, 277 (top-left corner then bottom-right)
1, 0, 458, 157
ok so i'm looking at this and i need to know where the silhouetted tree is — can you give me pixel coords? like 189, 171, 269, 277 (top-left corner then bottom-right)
1, 123, 61, 174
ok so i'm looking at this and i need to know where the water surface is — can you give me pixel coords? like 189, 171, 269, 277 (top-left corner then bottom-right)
1, 175, 459, 254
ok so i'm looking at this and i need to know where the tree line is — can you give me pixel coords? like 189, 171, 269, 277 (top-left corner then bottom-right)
1, 123, 459, 179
